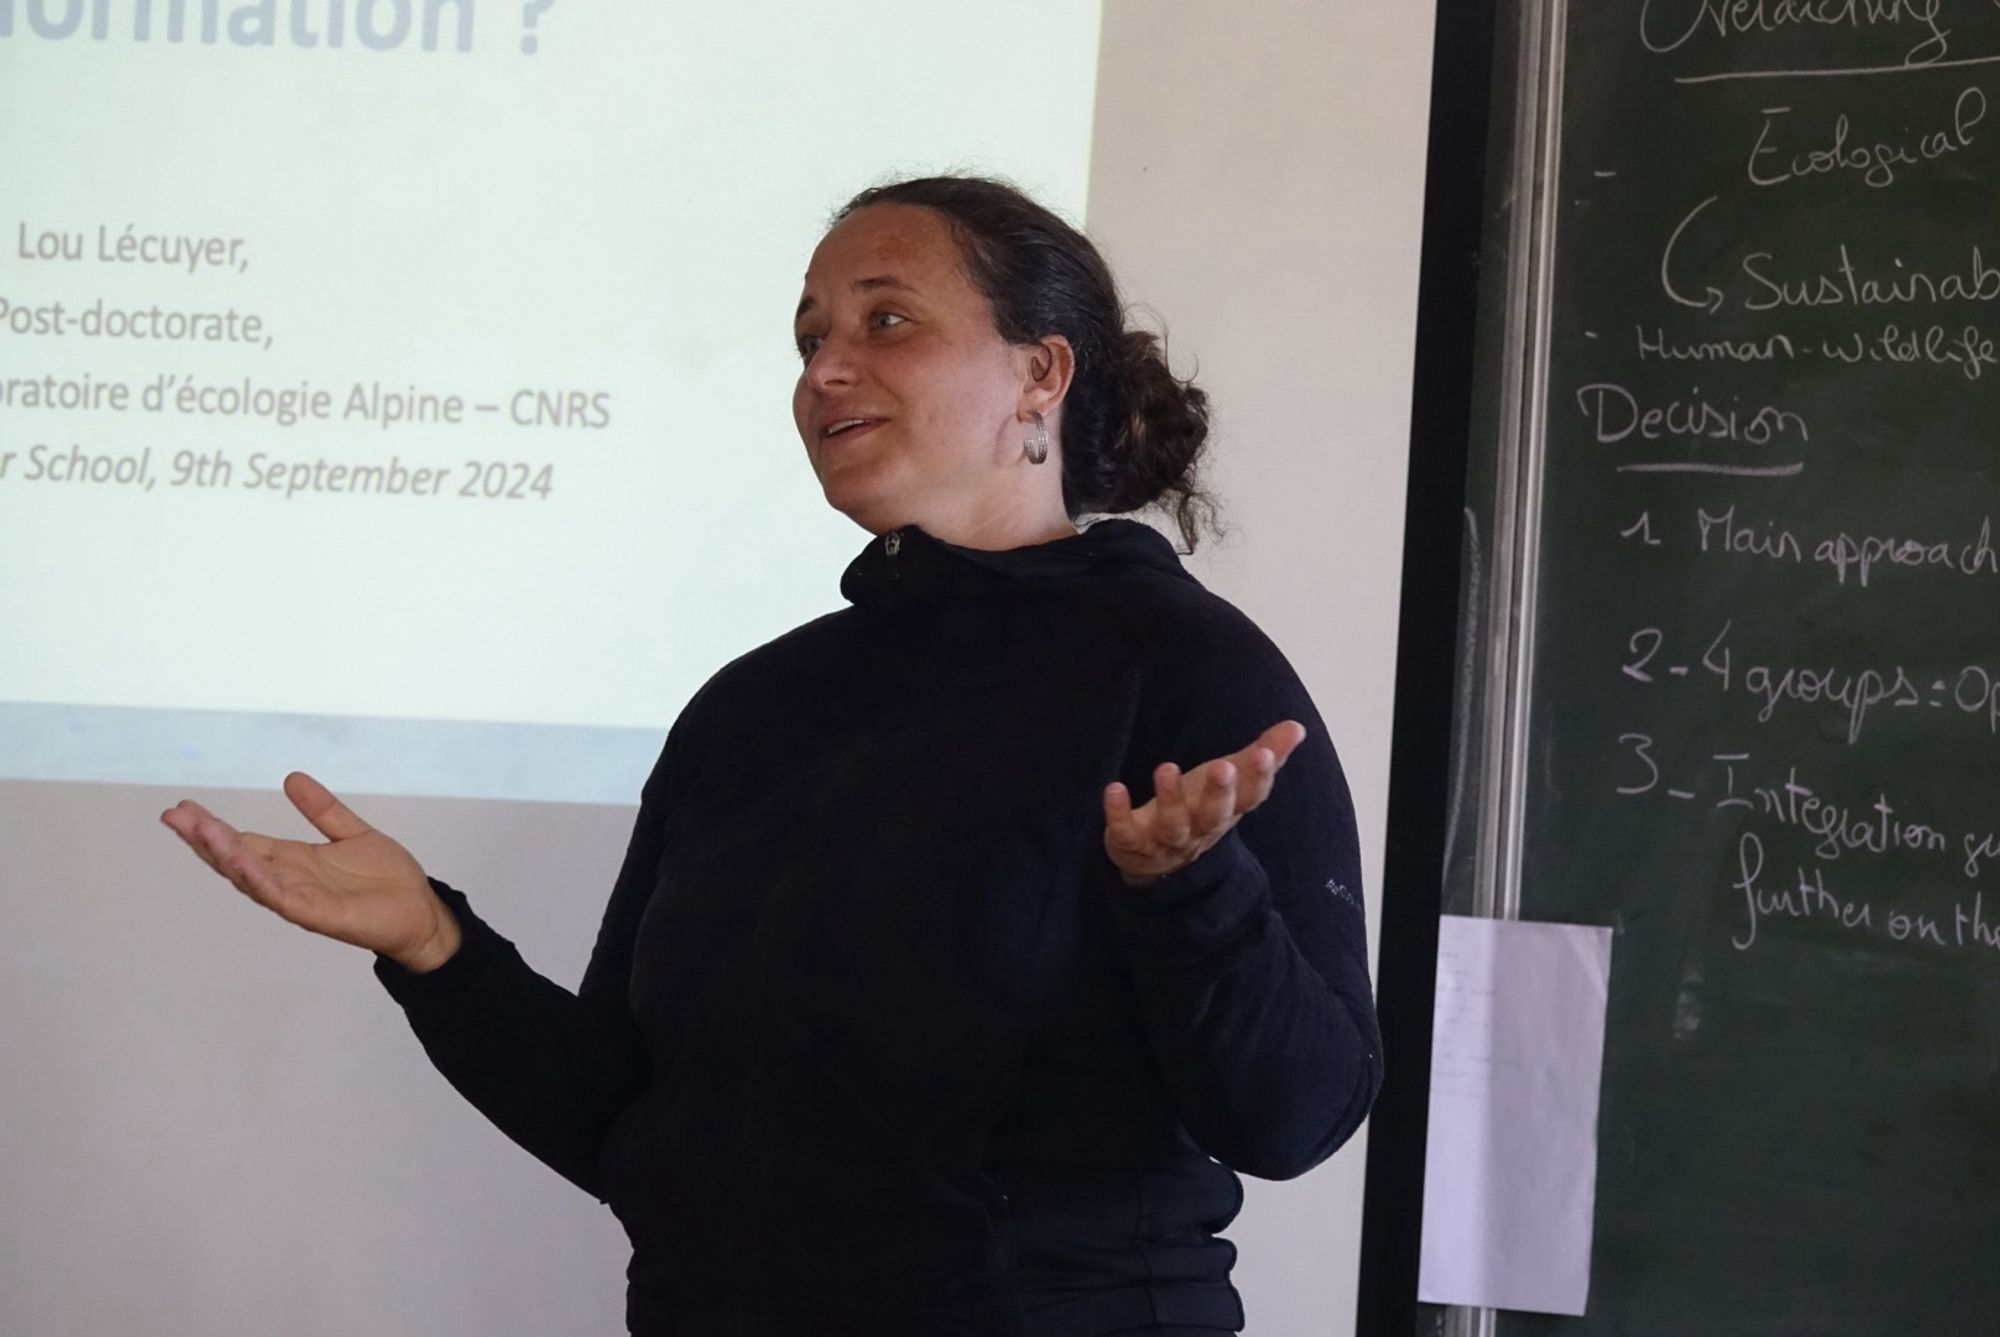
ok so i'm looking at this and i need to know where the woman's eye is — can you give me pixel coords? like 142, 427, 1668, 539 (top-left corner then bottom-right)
796, 313, 900, 359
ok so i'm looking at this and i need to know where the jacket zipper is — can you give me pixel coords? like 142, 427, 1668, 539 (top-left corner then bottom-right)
884, 528, 902, 579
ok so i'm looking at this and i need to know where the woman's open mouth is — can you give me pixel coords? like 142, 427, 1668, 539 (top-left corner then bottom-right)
821, 418, 884, 443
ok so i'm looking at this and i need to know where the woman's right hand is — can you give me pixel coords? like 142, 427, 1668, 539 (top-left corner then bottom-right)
160, 771, 462, 973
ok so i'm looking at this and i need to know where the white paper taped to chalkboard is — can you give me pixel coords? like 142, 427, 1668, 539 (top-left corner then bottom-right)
1416, 913, 1614, 1317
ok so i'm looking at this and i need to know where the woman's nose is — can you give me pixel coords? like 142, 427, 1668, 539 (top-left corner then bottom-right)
805, 336, 858, 390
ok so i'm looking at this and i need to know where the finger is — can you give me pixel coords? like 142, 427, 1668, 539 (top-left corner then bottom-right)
1232, 746, 1280, 813
174, 798, 249, 842
180, 800, 296, 873
196, 814, 295, 914
1198, 759, 1240, 834
160, 800, 207, 844
284, 771, 373, 842
162, 798, 222, 835
186, 811, 285, 880
176, 808, 244, 872
218, 834, 295, 917
1208, 723, 1300, 803
1154, 762, 1191, 847
1103, 780, 1135, 828
1258, 719, 1308, 766
1175, 759, 1231, 840
1102, 782, 1144, 853
188, 811, 248, 868
160, 802, 226, 874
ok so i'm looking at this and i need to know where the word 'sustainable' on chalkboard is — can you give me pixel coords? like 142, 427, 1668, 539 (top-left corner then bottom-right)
1455, 3, 2000, 1334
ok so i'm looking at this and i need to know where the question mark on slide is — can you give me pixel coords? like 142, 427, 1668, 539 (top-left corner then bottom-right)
520, 0, 554, 54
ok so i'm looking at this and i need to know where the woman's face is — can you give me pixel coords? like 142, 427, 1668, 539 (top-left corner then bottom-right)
791, 203, 1049, 536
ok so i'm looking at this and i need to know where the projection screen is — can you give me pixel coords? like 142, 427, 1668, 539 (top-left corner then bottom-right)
1, 0, 1102, 803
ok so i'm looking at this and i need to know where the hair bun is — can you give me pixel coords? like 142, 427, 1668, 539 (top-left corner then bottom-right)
1106, 327, 1213, 548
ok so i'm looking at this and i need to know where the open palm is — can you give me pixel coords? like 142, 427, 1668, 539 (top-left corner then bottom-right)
160, 771, 456, 967
1103, 719, 1307, 887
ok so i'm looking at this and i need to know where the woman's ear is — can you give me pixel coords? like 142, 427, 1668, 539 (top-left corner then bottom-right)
1017, 335, 1076, 419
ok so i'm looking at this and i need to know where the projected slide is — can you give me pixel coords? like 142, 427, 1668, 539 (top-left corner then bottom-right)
0, 0, 1102, 801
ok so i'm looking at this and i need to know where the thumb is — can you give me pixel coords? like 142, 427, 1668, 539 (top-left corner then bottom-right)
283, 771, 373, 842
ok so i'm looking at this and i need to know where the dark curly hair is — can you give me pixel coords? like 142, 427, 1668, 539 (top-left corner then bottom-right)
832, 174, 1221, 553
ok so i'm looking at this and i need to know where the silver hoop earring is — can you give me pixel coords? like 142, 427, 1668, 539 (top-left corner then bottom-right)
1024, 411, 1050, 465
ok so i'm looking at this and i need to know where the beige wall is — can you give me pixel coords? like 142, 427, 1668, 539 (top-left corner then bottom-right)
1086, 0, 1435, 1329
0, 779, 639, 1335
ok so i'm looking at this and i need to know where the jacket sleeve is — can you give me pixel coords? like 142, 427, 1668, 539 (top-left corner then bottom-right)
1104, 599, 1384, 1181
370, 707, 697, 1201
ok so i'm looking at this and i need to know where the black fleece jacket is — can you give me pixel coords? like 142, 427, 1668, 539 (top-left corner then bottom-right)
373, 517, 1382, 1337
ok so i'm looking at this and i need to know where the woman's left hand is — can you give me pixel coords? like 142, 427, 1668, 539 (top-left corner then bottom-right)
1103, 720, 1308, 888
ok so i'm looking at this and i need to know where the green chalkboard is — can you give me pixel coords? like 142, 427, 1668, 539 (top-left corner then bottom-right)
1436, 2, 2000, 1333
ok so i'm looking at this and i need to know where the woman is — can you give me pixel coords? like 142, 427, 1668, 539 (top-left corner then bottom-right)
160, 176, 1383, 1336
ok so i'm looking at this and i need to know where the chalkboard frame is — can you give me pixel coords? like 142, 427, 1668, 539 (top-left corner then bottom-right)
1354, 0, 1513, 1330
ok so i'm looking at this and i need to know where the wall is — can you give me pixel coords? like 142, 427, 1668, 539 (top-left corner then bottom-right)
0, 780, 638, 1335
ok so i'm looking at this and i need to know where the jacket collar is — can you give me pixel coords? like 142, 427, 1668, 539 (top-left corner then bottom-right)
839, 517, 1191, 606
